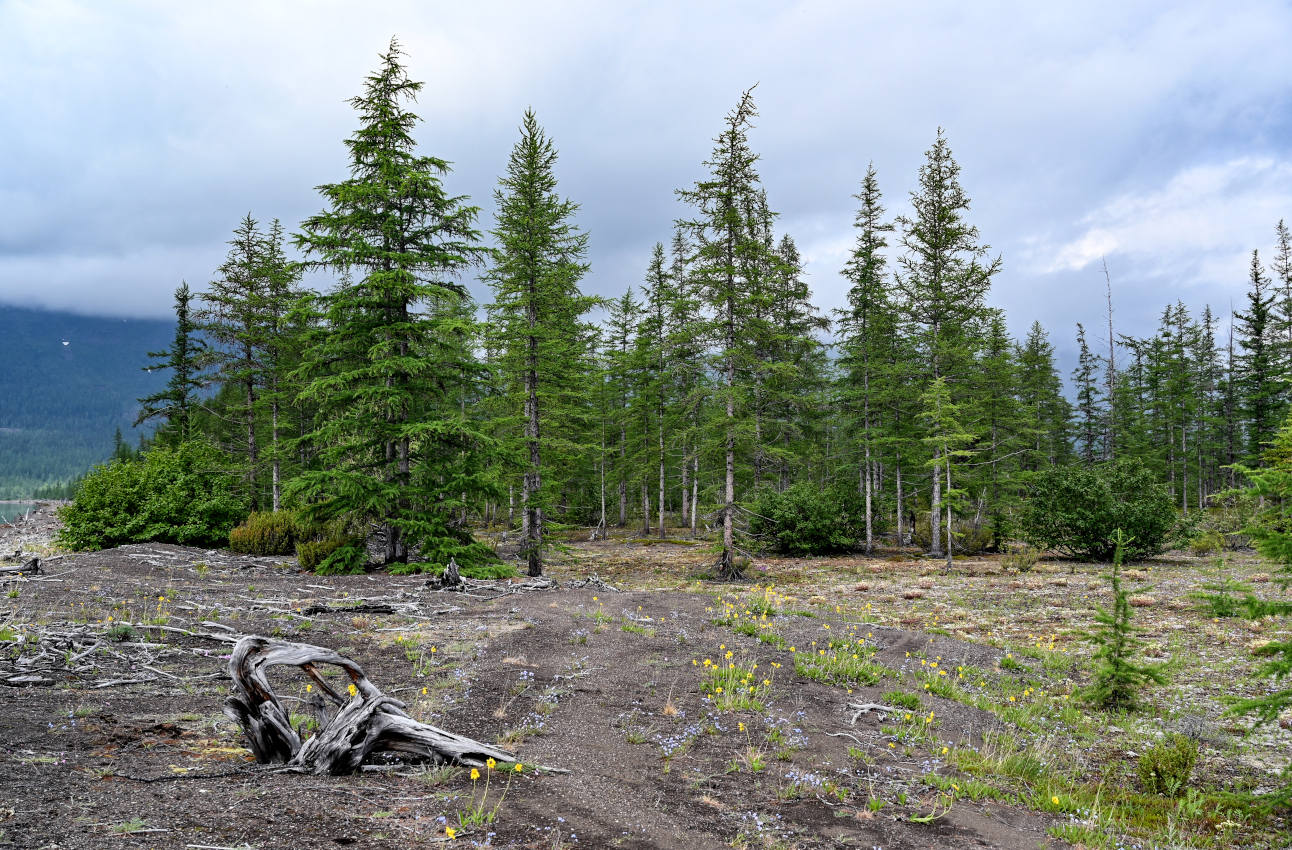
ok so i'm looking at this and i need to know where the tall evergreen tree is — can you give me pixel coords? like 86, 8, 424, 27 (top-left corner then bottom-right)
1072, 323, 1104, 464
485, 109, 595, 576
197, 213, 271, 508
894, 129, 1000, 556
677, 87, 764, 578
291, 38, 491, 566
1236, 249, 1283, 464
837, 163, 894, 552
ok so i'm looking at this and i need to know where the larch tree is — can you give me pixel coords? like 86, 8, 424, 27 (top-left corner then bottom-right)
291, 38, 491, 566
485, 109, 595, 577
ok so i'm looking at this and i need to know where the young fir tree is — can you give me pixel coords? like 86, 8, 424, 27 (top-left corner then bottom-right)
603, 288, 641, 527
633, 242, 676, 538
973, 309, 1023, 545
259, 219, 308, 512
836, 163, 895, 553
919, 377, 974, 570
291, 38, 491, 566
676, 87, 765, 579
484, 109, 595, 576
1271, 220, 1292, 367
137, 281, 205, 444
1072, 323, 1104, 465
1228, 413, 1292, 807
1083, 530, 1166, 712
1017, 321, 1071, 470
894, 129, 1000, 557
666, 227, 708, 536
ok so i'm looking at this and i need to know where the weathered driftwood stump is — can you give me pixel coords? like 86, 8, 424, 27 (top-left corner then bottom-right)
224, 635, 516, 775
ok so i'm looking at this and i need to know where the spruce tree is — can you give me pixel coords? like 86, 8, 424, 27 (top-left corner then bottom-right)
484, 109, 595, 576
291, 38, 491, 566
137, 282, 205, 444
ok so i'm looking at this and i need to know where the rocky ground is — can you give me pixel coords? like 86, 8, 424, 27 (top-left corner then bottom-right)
1, 507, 1289, 849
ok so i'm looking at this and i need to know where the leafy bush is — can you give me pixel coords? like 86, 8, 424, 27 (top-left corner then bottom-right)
1189, 532, 1224, 556
910, 513, 994, 555
747, 484, 863, 555
296, 535, 359, 572
57, 442, 248, 551
1136, 734, 1198, 797
229, 511, 301, 555
1019, 459, 1177, 561
1002, 544, 1040, 573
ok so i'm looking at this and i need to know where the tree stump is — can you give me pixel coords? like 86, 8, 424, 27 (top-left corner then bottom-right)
223, 635, 518, 774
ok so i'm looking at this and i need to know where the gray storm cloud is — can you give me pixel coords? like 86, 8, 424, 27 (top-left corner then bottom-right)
1, 0, 1290, 352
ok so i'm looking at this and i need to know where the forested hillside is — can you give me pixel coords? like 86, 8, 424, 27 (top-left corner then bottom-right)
75, 41, 1291, 578
0, 306, 168, 496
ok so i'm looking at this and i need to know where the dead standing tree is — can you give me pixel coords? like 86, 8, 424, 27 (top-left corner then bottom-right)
224, 635, 519, 774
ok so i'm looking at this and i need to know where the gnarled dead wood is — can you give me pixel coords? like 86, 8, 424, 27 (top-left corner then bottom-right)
223, 635, 522, 775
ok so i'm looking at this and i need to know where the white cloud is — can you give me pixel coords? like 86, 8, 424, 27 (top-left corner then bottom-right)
1036, 158, 1292, 283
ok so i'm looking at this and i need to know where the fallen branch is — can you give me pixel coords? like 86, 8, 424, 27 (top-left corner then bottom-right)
847, 702, 902, 724
223, 635, 551, 776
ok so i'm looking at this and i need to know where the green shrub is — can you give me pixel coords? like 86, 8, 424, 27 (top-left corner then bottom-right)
57, 442, 248, 551
1189, 532, 1225, 556
909, 513, 994, 555
229, 511, 301, 555
1002, 544, 1040, 573
1136, 734, 1198, 796
314, 545, 367, 575
296, 536, 359, 572
747, 483, 863, 555
1019, 459, 1177, 561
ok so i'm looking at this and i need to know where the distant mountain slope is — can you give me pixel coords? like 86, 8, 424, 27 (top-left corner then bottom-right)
0, 304, 171, 496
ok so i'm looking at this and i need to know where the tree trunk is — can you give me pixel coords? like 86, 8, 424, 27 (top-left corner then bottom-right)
930, 452, 942, 557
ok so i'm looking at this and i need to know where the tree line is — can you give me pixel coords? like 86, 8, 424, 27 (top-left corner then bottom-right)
125, 39, 1292, 576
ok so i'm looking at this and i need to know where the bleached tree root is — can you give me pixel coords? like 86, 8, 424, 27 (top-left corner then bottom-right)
223, 635, 521, 775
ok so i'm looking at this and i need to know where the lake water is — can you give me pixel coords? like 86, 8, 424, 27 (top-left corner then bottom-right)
0, 502, 37, 524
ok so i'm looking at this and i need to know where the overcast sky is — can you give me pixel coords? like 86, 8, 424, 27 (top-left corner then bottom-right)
2, 0, 1290, 364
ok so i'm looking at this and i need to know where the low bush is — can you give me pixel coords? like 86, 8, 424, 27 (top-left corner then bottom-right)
57, 442, 248, 551
910, 513, 993, 555
314, 544, 368, 576
229, 511, 301, 555
747, 484, 864, 555
296, 534, 362, 573
1002, 544, 1040, 573
1018, 459, 1177, 561
1136, 734, 1198, 797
